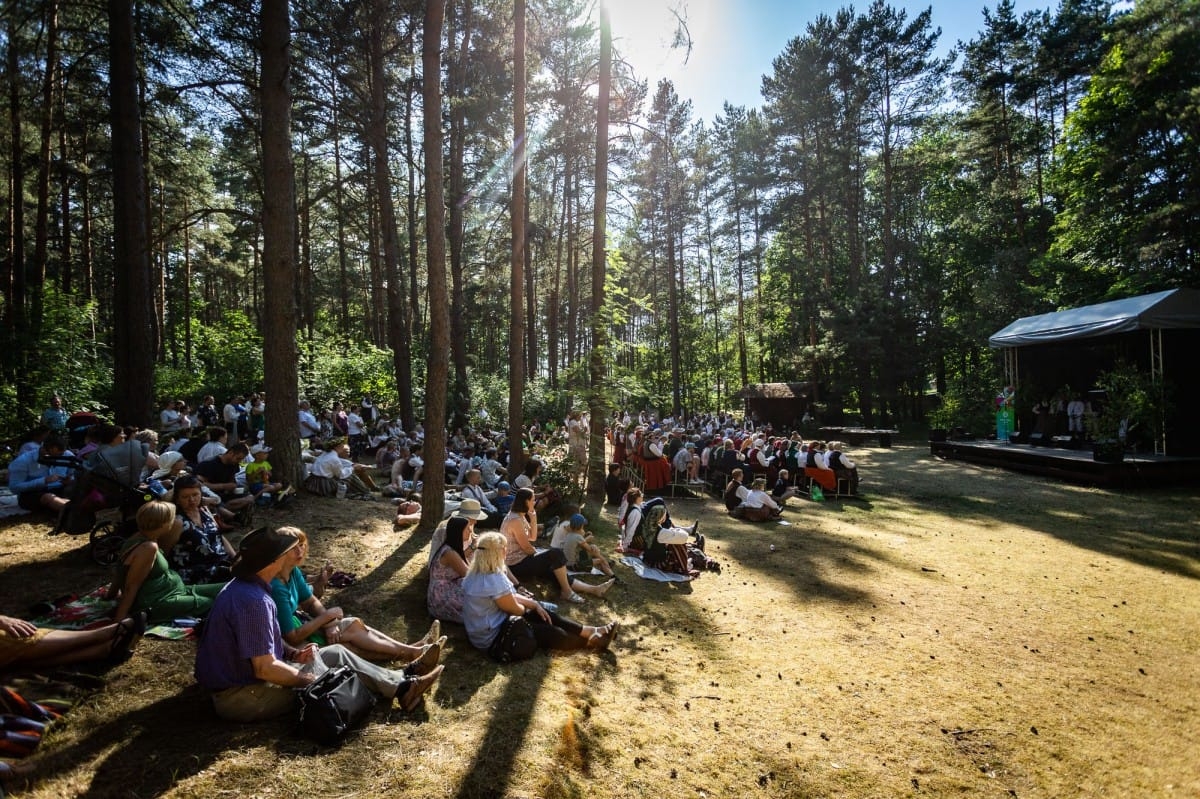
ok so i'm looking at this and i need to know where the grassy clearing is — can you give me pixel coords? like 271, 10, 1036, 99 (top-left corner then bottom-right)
2, 444, 1198, 798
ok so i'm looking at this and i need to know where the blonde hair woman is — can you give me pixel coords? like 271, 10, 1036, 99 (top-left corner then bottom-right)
269, 527, 443, 670
461, 532, 618, 661
109, 501, 227, 624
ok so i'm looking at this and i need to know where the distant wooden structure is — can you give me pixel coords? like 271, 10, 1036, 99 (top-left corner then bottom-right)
733, 382, 812, 430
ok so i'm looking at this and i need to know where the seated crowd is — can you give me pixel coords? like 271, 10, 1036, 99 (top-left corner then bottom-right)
2, 397, 870, 783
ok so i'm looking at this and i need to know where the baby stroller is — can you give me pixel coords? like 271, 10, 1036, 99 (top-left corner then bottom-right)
50, 447, 151, 566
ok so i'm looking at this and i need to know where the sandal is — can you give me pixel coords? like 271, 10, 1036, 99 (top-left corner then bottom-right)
587, 621, 619, 652
108, 612, 146, 664
563, 592, 586, 604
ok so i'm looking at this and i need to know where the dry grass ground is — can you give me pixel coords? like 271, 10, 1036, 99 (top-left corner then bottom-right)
1, 444, 1198, 799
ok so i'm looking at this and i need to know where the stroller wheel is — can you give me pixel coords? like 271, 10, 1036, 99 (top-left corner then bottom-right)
90, 522, 126, 567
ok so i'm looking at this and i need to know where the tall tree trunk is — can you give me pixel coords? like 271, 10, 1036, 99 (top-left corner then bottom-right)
108, 0, 156, 427
260, 0, 302, 485
368, 0, 414, 436
32, 0, 58, 335
404, 54, 422, 396
507, 0, 527, 477
420, 0, 449, 528
331, 74, 350, 340
58, 118, 71, 295
586, 3, 611, 498
6, 16, 26, 387
446, 0, 473, 426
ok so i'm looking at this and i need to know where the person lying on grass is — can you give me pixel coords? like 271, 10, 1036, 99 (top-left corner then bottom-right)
0, 612, 144, 672
270, 527, 443, 664
109, 500, 227, 625
194, 525, 442, 723
462, 532, 618, 662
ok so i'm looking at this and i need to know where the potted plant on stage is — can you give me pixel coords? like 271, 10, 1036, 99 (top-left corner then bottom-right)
1086, 361, 1167, 463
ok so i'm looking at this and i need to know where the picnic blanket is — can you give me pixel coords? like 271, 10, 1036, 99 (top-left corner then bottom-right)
620, 555, 693, 582
29, 586, 194, 639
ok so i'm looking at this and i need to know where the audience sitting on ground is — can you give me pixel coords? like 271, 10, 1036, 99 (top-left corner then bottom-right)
109, 501, 227, 625
16, 426, 51, 457
491, 481, 515, 516
196, 427, 229, 464
513, 459, 559, 513
0, 612, 144, 671
375, 440, 401, 474
617, 486, 644, 551
88, 424, 152, 490
550, 514, 615, 578
478, 448, 506, 488
245, 444, 289, 506
195, 442, 257, 516
427, 516, 482, 624
7, 435, 72, 516
309, 438, 377, 498
501, 488, 614, 604
732, 476, 783, 522
459, 469, 500, 528
270, 527, 443, 667
169, 475, 236, 584
462, 532, 618, 662
723, 468, 748, 512
194, 526, 442, 722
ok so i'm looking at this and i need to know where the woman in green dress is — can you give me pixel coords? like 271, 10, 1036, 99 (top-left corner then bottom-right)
108, 501, 227, 624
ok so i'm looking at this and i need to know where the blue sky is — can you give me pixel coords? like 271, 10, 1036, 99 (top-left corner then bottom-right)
603, 0, 1053, 122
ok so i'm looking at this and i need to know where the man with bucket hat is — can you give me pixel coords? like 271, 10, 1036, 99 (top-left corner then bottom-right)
195, 526, 442, 722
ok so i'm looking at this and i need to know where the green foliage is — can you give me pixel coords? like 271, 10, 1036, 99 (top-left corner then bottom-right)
192, 311, 264, 400
1051, 0, 1200, 293
1086, 360, 1170, 450
299, 337, 398, 412
154, 364, 210, 406
927, 360, 1005, 436
0, 289, 113, 438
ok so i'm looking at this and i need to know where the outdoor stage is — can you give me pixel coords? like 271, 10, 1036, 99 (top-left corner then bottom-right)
929, 438, 1200, 488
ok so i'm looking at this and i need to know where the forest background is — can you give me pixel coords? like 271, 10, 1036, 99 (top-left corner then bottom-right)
1, 0, 1197, 467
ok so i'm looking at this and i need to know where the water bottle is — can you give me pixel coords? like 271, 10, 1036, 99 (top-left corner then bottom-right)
336, 482, 348, 500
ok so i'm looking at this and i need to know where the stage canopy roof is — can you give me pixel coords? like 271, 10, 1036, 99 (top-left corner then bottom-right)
988, 288, 1200, 348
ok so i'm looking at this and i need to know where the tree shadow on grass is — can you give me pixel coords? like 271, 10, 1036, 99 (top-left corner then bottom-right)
32, 684, 254, 799
873, 446, 1200, 580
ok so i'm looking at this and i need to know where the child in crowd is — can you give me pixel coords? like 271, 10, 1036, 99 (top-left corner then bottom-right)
491, 481, 515, 516
245, 444, 289, 506
550, 514, 615, 578
604, 463, 626, 506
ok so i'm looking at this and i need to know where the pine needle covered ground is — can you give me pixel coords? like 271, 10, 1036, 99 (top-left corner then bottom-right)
1, 444, 1197, 798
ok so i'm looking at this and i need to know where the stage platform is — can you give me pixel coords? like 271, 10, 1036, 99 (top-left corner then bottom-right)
929, 438, 1200, 488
